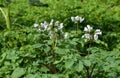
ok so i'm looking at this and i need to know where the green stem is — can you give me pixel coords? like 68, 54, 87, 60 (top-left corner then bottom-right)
52, 32, 55, 51
87, 41, 91, 58
6, 6, 10, 30
51, 32, 57, 73
0, 6, 10, 30
76, 22, 79, 34
0, 8, 6, 19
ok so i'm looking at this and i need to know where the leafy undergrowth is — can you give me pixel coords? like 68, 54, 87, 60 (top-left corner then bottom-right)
0, 0, 120, 78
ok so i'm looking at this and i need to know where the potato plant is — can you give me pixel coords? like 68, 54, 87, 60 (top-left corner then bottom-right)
0, 0, 120, 78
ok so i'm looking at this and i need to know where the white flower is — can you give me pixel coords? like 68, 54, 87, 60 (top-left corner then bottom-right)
82, 33, 91, 39
75, 16, 80, 21
41, 21, 48, 30
79, 17, 84, 23
50, 19, 54, 26
58, 23, 63, 30
84, 27, 88, 32
94, 34, 98, 40
84, 25, 93, 32
55, 21, 60, 26
71, 16, 84, 23
34, 23, 39, 27
95, 29, 102, 35
64, 32, 69, 39
44, 21, 48, 30
93, 29, 102, 40
71, 16, 75, 22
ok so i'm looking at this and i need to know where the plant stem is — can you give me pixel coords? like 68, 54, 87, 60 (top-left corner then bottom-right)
84, 65, 90, 78
6, 6, 11, 30
52, 32, 55, 51
0, 6, 10, 30
89, 63, 97, 77
51, 32, 58, 73
76, 22, 79, 34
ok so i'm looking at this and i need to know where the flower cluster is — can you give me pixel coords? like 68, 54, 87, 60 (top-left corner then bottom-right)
34, 19, 68, 39
34, 19, 63, 31
82, 25, 102, 40
71, 16, 84, 23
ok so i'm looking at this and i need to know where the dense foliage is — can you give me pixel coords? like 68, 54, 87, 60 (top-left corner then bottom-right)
0, 0, 120, 78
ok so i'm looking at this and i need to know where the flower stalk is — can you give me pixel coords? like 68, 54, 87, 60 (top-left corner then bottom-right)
82, 25, 102, 57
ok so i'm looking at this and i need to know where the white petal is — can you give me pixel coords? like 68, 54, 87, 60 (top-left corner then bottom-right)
51, 19, 54, 23
79, 17, 84, 23
55, 21, 60, 26
82, 35, 85, 38
34, 23, 39, 27
49, 31, 53, 39
95, 29, 102, 35
94, 34, 98, 40
64, 32, 69, 39
43, 21, 48, 30
86, 25, 93, 32
58, 23, 63, 30
85, 34, 91, 39
43, 25, 48, 30
82, 34, 91, 39
75, 16, 80, 21
71, 17, 75, 22
50, 19, 54, 26
87, 25, 90, 29
84, 27, 88, 32
44, 21, 47, 25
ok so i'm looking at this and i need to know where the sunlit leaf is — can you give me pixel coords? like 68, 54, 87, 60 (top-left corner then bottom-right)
11, 67, 25, 78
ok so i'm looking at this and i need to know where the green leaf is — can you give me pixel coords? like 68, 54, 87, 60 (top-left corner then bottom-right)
40, 66, 49, 73
76, 61, 83, 72
65, 60, 74, 69
83, 60, 91, 67
11, 67, 25, 78
95, 40, 108, 48
50, 75, 59, 78
33, 43, 42, 49
54, 57, 63, 64
44, 46, 51, 53
117, 66, 120, 73
25, 73, 41, 78
0, 53, 6, 63
55, 48, 66, 54
25, 74, 36, 78
47, 40, 53, 45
